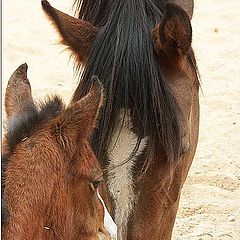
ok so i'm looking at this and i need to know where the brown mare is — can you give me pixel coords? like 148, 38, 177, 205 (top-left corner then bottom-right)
2, 63, 112, 239
42, 0, 199, 239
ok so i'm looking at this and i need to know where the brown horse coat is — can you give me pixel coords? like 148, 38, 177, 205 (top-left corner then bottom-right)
2, 64, 111, 240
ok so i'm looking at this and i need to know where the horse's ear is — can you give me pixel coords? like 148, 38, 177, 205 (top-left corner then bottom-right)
5, 63, 35, 119
51, 76, 104, 148
152, 3, 192, 58
41, 0, 98, 63
168, 0, 194, 19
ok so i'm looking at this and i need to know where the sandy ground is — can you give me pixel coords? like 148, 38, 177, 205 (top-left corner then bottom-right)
2, 0, 240, 239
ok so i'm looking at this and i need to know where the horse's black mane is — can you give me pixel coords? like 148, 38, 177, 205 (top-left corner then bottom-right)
72, 0, 199, 179
1, 96, 64, 225
74, 0, 167, 26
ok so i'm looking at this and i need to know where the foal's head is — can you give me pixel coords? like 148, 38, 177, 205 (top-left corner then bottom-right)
2, 64, 110, 239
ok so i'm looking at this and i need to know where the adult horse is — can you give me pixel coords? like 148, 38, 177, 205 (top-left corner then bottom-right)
42, 0, 199, 239
2, 63, 112, 239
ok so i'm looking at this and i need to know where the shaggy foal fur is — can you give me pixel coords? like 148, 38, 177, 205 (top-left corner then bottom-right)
2, 64, 111, 240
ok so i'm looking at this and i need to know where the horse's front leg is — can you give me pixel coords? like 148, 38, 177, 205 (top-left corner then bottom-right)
126, 160, 184, 240
127, 191, 181, 240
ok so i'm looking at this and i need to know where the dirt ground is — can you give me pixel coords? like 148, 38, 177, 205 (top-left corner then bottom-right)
2, 0, 240, 239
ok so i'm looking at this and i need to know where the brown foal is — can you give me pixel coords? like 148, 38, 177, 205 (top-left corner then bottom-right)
2, 63, 111, 240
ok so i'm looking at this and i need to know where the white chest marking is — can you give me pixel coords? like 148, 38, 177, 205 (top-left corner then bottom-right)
107, 110, 147, 238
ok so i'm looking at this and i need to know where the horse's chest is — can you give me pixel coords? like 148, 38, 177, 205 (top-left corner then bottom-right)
106, 110, 146, 232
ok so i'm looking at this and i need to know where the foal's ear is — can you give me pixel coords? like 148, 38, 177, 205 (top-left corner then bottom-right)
152, 3, 192, 57
75, 76, 104, 127
41, 0, 98, 63
5, 63, 35, 119
52, 76, 103, 147
168, 0, 194, 19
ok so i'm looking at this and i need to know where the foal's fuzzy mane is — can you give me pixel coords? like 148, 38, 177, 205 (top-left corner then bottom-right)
72, 0, 199, 182
2, 95, 65, 172
5, 96, 65, 154
2, 96, 64, 181
1, 96, 65, 225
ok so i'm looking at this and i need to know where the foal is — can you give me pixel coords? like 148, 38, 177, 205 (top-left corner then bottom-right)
2, 63, 111, 240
